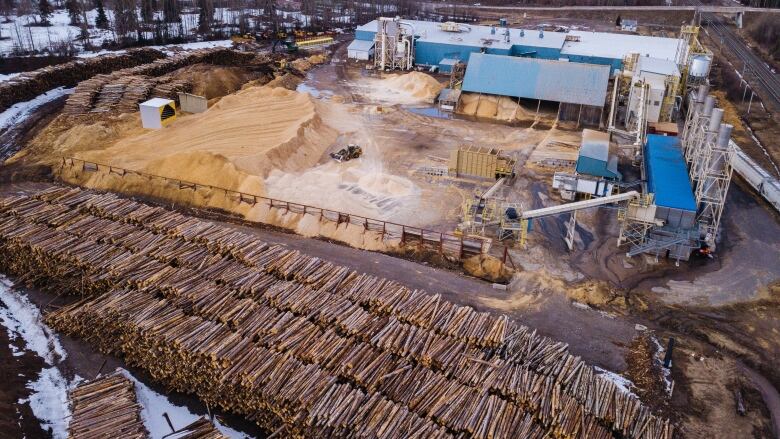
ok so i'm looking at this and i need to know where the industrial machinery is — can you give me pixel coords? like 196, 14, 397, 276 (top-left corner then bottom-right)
272, 35, 299, 53
499, 191, 642, 248
373, 17, 415, 70
330, 144, 363, 162
449, 146, 516, 180
674, 25, 712, 92
460, 177, 507, 235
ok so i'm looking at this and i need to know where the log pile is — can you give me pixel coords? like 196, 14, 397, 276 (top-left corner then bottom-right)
151, 78, 194, 101
0, 48, 164, 112
62, 48, 257, 116
67, 370, 148, 439
0, 186, 675, 439
168, 418, 228, 439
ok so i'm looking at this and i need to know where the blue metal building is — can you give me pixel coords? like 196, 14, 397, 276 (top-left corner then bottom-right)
354, 19, 679, 73
462, 53, 610, 107
645, 134, 697, 224
642, 134, 700, 260
576, 129, 621, 180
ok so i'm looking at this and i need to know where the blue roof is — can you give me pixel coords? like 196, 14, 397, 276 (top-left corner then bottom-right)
461, 53, 610, 107
645, 135, 697, 212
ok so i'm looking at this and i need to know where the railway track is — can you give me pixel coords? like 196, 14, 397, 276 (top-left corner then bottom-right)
702, 14, 780, 110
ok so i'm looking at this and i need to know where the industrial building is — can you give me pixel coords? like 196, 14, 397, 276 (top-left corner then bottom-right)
352, 18, 680, 73
461, 54, 611, 125
347, 18, 753, 263
626, 57, 681, 124
553, 130, 621, 200
350, 18, 687, 126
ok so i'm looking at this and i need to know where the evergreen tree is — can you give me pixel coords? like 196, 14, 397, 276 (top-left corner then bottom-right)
113, 0, 138, 40
95, 0, 109, 30
1, 0, 16, 20
141, 0, 154, 23
196, 0, 213, 34
65, 0, 81, 24
163, 0, 179, 23
38, 0, 53, 25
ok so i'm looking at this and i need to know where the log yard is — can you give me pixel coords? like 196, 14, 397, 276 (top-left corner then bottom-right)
1, 2, 780, 439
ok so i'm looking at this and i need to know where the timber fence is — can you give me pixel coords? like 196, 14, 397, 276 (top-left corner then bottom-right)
60, 157, 493, 262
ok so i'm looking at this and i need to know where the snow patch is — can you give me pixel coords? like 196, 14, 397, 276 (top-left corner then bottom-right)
651, 335, 674, 395
19, 367, 74, 439
0, 276, 66, 364
119, 369, 249, 439
0, 87, 73, 132
1, 276, 73, 438
149, 39, 234, 54
594, 366, 637, 396
0, 72, 21, 82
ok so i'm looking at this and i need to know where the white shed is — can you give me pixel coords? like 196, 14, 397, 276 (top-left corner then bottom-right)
621, 19, 638, 32
347, 40, 375, 60
139, 98, 177, 129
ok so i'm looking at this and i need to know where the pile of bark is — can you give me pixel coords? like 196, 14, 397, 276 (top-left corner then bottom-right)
0, 48, 164, 112
63, 48, 255, 116
67, 370, 148, 438
0, 186, 674, 439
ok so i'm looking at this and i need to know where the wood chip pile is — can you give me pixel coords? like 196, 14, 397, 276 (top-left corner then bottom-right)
0, 186, 674, 439
0, 48, 164, 112
62, 48, 256, 115
67, 370, 148, 438
168, 418, 228, 439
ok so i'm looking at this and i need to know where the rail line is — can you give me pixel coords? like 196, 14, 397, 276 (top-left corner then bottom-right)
703, 14, 780, 109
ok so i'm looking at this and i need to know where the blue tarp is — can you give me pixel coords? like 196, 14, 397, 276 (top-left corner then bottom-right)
645, 135, 697, 212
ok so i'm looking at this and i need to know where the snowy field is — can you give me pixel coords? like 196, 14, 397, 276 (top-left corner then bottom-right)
0, 6, 355, 56
0, 9, 114, 55
0, 87, 73, 128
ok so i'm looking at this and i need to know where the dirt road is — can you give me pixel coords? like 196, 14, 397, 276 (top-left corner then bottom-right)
740, 361, 780, 439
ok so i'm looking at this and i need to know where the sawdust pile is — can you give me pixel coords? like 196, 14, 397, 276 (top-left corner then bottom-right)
367, 72, 445, 104
463, 254, 514, 283
59, 166, 397, 252
292, 53, 329, 71
459, 93, 537, 121
67, 86, 337, 194
263, 73, 304, 90
173, 64, 265, 99
265, 160, 421, 222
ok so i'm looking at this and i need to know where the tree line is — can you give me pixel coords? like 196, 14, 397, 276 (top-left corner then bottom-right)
0, 0, 424, 54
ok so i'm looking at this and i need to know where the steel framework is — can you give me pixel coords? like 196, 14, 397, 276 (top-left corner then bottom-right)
373, 18, 414, 71
675, 25, 712, 91
694, 123, 734, 249
617, 193, 657, 253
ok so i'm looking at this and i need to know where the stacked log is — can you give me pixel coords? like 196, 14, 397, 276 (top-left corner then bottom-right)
61, 47, 253, 115
62, 74, 114, 115
168, 418, 228, 439
92, 76, 135, 113
151, 78, 194, 101
0, 48, 164, 112
0, 186, 675, 439
116, 77, 157, 113
67, 370, 148, 439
